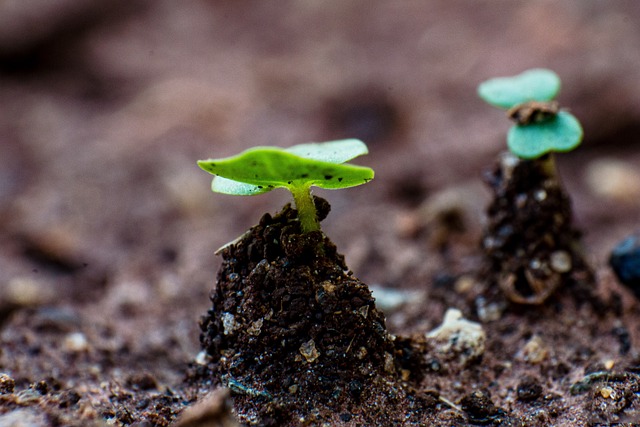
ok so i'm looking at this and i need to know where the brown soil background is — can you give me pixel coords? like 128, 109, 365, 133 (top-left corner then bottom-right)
1, 1, 640, 426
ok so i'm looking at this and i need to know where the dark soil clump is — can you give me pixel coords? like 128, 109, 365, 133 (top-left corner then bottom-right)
481, 152, 595, 305
194, 198, 432, 425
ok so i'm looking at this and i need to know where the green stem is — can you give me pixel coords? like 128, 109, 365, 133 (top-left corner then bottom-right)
290, 184, 320, 233
539, 153, 558, 178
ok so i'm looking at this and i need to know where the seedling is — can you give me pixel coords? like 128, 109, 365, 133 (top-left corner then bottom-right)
478, 68, 583, 161
198, 139, 374, 233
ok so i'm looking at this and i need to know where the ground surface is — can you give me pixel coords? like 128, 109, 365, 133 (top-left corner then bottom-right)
1, 1, 640, 426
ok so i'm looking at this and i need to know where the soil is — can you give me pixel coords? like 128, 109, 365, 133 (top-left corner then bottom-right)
193, 198, 436, 426
2, 2, 640, 427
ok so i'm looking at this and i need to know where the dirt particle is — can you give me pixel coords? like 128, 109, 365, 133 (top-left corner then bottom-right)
357, 305, 369, 318
58, 389, 81, 408
173, 388, 240, 427
599, 386, 615, 399
460, 389, 503, 424
0, 373, 15, 394
221, 312, 239, 335
518, 335, 549, 364
426, 308, 486, 366
127, 373, 158, 391
516, 378, 543, 402
321, 281, 336, 293
550, 250, 572, 273
62, 332, 89, 353
356, 347, 368, 360
339, 413, 352, 421
299, 339, 320, 363
247, 318, 264, 336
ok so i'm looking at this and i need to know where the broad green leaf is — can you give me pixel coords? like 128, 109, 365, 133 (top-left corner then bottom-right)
507, 111, 583, 159
202, 139, 371, 196
197, 143, 374, 196
478, 69, 561, 109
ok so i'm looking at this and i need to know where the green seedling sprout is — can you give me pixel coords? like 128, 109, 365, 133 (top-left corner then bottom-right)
198, 139, 374, 233
478, 68, 583, 163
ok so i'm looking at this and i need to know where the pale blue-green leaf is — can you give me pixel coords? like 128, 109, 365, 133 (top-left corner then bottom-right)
507, 111, 583, 159
284, 139, 368, 163
478, 69, 561, 109
211, 176, 270, 196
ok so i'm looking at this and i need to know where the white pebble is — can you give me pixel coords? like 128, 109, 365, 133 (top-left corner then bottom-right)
426, 308, 486, 366
63, 332, 88, 353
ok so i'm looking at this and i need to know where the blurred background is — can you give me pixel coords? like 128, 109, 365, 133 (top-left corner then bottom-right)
1, 0, 640, 323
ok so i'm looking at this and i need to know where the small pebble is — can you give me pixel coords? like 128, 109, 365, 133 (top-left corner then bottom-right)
609, 233, 640, 297
172, 388, 240, 427
585, 158, 640, 203
299, 339, 320, 363
4, 277, 52, 307
63, 332, 89, 353
519, 335, 549, 364
426, 308, 486, 366
599, 386, 614, 399
369, 285, 425, 312
0, 373, 15, 394
221, 313, 238, 335
550, 251, 572, 273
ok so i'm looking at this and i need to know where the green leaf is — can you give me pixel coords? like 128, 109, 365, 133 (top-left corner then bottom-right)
211, 176, 271, 195
478, 69, 561, 109
285, 138, 368, 163
197, 139, 374, 196
507, 111, 583, 159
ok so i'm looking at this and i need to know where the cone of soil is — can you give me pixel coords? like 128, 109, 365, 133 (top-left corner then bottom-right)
481, 152, 594, 305
197, 198, 429, 425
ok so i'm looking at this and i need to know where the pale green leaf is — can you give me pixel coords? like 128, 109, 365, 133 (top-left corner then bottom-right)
285, 139, 368, 163
507, 111, 583, 159
478, 68, 561, 109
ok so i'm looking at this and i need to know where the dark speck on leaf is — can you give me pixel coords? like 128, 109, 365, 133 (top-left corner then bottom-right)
257, 186, 263, 189
301, 174, 309, 178
325, 175, 333, 180
338, 177, 343, 182
268, 185, 274, 188
287, 181, 292, 185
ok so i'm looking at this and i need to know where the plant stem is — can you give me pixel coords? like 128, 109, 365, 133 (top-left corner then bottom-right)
290, 185, 320, 233
539, 153, 558, 178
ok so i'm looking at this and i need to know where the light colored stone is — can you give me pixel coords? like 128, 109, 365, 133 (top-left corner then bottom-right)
221, 313, 238, 336
63, 332, 89, 353
0, 408, 48, 427
426, 308, 486, 366
585, 158, 640, 203
369, 285, 425, 312
299, 339, 320, 363
518, 335, 549, 364
550, 251, 572, 273
173, 388, 240, 427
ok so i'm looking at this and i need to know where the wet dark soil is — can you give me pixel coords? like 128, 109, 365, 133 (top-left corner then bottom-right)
193, 199, 434, 425
481, 152, 595, 305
